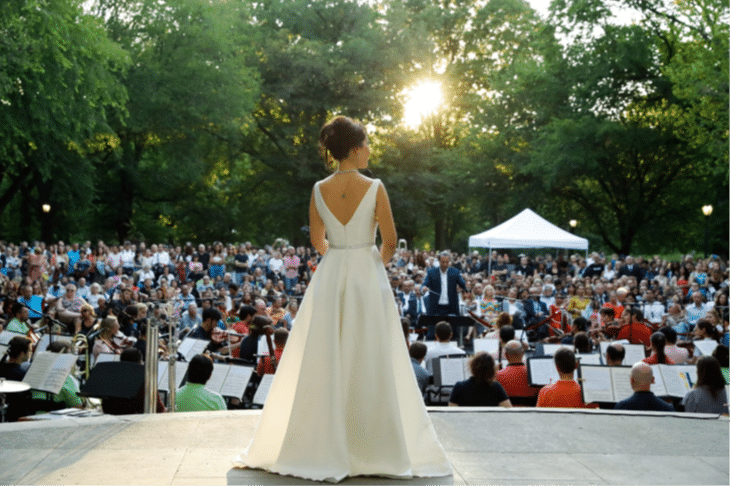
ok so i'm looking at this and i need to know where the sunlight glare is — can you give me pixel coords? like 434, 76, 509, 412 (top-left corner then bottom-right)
403, 81, 443, 128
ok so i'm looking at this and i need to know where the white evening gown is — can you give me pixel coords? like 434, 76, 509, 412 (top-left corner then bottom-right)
234, 178, 451, 482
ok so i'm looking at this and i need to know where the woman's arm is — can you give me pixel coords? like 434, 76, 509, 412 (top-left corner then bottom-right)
309, 187, 328, 256
375, 181, 397, 265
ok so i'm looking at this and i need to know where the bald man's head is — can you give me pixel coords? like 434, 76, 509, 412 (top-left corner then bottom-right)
504, 340, 524, 363
630, 362, 654, 392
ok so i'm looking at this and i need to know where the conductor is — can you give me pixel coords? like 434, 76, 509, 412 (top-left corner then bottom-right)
421, 252, 467, 338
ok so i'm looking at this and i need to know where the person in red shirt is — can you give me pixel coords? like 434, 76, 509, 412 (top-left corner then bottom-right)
537, 348, 590, 408
256, 328, 288, 376
230, 305, 256, 359
642, 332, 674, 365
496, 340, 538, 406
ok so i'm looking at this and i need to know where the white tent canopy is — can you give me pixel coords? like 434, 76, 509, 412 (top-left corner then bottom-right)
469, 208, 588, 251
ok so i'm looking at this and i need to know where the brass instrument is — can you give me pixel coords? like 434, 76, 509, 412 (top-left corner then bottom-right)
73, 333, 90, 381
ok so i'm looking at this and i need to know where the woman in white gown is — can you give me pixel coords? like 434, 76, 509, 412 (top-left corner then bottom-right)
234, 116, 451, 482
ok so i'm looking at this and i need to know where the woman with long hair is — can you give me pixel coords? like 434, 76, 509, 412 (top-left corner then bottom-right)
682, 356, 728, 414
448, 352, 512, 408
643, 332, 674, 365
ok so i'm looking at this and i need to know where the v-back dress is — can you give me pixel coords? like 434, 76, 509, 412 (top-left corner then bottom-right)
233, 178, 451, 482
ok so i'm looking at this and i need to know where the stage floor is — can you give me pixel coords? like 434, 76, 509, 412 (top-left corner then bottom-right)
2, 408, 728, 485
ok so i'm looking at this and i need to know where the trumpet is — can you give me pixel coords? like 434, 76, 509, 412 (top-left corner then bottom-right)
73, 333, 90, 381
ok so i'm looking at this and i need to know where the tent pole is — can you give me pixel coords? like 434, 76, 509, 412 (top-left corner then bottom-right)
488, 246, 492, 278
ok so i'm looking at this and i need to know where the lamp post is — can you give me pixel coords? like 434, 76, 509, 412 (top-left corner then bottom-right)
569, 219, 577, 234
702, 205, 713, 258
41, 204, 52, 243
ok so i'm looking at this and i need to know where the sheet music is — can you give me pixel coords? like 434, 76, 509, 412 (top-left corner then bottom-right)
257, 336, 269, 356
658, 364, 696, 398
542, 344, 572, 356
178, 338, 209, 361
23, 352, 76, 394
33, 335, 72, 359
650, 365, 667, 396
599, 342, 644, 366
206, 363, 230, 394
0, 330, 24, 345
219, 365, 253, 399
610, 367, 634, 402
158, 361, 169, 390
409, 333, 419, 343
437, 357, 468, 386
694, 340, 719, 357
473, 338, 499, 355
622, 344, 646, 366
527, 357, 568, 386
94, 353, 120, 366
174, 362, 189, 388
580, 365, 614, 402
253, 373, 274, 405
576, 353, 602, 365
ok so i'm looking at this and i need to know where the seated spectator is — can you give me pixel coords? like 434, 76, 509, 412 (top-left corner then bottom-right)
31, 341, 83, 412
256, 328, 288, 376
682, 356, 728, 414
643, 332, 674, 365
175, 354, 227, 412
409, 341, 430, 395
449, 352, 511, 408
281, 300, 298, 331
536, 348, 590, 408
0, 336, 33, 421
17, 284, 43, 323
179, 303, 203, 334
424, 321, 466, 374
496, 340, 538, 406
604, 343, 626, 366
614, 362, 674, 412
76, 277, 91, 301
659, 326, 689, 365
55, 283, 86, 334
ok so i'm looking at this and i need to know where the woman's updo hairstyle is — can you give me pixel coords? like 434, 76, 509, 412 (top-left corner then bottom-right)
319, 116, 367, 169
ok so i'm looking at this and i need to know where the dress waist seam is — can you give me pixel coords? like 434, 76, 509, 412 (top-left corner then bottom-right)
328, 243, 375, 250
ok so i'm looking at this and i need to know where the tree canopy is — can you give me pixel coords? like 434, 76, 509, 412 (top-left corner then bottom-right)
0, 0, 726, 257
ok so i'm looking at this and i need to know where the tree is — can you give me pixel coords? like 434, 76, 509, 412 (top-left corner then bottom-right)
0, 0, 128, 241
87, 0, 260, 242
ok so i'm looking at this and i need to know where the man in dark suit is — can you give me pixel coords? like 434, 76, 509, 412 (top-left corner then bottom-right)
421, 252, 467, 317
618, 255, 643, 282
523, 287, 550, 339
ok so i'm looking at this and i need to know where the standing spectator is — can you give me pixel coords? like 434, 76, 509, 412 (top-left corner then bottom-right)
233, 244, 249, 285
283, 247, 300, 294
209, 242, 226, 280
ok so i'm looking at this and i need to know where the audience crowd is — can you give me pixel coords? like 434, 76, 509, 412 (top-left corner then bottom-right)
0, 239, 728, 418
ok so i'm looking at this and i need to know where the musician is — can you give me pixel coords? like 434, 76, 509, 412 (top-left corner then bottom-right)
421, 252, 467, 319
5, 302, 35, 335
92, 316, 127, 359
604, 343, 626, 366
642, 332, 674, 365
31, 341, 83, 412
423, 321, 465, 374
187, 307, 226, 354
448, 352, 511, 408
102, 348, 166, 415
614, 362, 673, 412
523, 286, 549, 333
536, 348, 591, 409
496, 340, 538, 406
256, 328, 288, 376
659, 327, 689, 365
0, 336, 33, 421
409, 342, 430, 396
175, 354, 226, 412
239, 315, 273, 364
77, 303, 99, 338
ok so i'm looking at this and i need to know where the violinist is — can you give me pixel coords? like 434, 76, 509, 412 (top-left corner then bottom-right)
92, 316, 130, 359
230, 305, 256, 359
188, 307, 230, 359
660, 326, 690, 365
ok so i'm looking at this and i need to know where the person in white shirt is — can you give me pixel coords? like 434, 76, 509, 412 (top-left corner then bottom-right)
642, 289, 666, 325
424, 321, 465, 374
